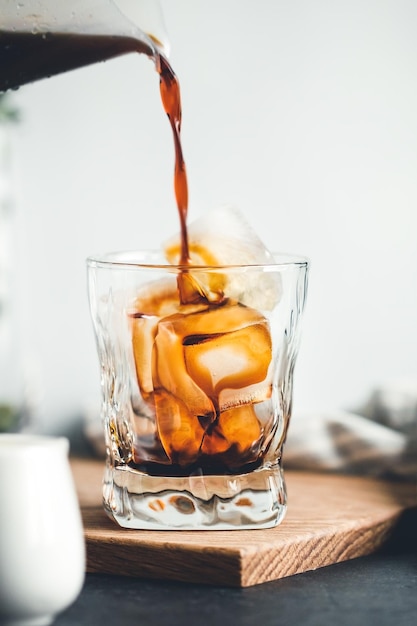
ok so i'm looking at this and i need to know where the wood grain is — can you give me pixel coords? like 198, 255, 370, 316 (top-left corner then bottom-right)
71, 458, 416, 587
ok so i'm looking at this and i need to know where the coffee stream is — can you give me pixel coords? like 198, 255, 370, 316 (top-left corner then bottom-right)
157, 54, 189, 265
157, 54, 222, 305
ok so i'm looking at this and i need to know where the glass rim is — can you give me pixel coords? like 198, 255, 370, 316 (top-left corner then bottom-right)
86, 249, 310, 270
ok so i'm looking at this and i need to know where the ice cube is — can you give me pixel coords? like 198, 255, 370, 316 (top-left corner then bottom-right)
201, 404, 262, 460
155, 300, 272, 413
164, 205, 275, 265
183, 311, 272, 401
130, 277, 209, 397
164, 206, 282, 310
131, 315, 159, 397
154, 318, 216, 418
154, 390, 206, 465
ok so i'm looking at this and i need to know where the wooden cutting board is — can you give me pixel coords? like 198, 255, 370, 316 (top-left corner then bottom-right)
71, 458, 416, 587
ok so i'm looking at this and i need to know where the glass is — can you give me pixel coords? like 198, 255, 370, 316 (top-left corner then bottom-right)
87, 250, 309, 530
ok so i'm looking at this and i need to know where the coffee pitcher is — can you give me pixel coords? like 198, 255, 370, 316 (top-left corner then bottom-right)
0, 0, 169, 92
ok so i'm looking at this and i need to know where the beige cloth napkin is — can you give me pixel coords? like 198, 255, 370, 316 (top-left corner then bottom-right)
285, 380, 417, 482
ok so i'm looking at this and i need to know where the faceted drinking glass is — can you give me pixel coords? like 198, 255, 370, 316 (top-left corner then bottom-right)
87, 250, 309, 530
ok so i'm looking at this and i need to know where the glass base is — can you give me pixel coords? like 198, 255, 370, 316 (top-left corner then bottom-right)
102, 462, 287, 530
